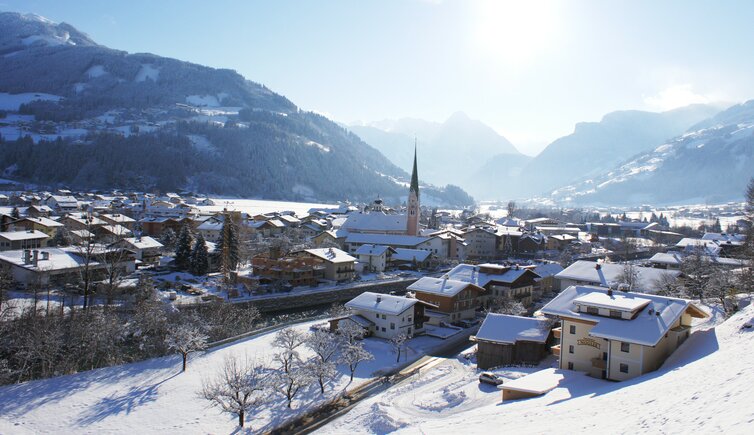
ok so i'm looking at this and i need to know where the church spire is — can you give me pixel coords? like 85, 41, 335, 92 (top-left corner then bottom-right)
410, 137, 419, 197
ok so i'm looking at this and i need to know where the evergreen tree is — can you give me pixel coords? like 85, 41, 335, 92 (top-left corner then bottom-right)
190, 233, 209, 276
650, 212, 659, 223
10, 207, 20, 220
216, 213, 240, 271
159, 228, 177, 251
710, 218, 722, 233
175, 224, 193, 270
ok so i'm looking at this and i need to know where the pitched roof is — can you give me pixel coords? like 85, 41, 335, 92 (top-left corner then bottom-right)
354, 244, 392, 256
304, 247, 356, 263
407, 276, 483, 297
345, 291, 421, 316
0, 230, 49, 241
345, 233, 429, 247
474, 314, 551, 344
341, 213, 408, 233
392, 248, 431, 263
541, 285, 708, 346
445, 263, 540, 288
555, 260, 681, 293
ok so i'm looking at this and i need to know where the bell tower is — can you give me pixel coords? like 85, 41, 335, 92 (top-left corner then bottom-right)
407, 141, 420, 236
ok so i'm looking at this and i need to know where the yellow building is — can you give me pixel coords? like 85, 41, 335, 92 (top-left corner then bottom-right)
542, 285, 708, 381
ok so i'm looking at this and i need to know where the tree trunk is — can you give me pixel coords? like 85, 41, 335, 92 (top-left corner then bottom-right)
319, 378, 324, 395
182, 353, 187, 372
350, 370, 354, 382
238, 410, 244, 427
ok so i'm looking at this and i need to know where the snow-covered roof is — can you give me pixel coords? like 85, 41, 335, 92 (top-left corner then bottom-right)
675, 238, 718, 249
197, 220, 223, 231
445, 263, 539, 288
0, 230, 49, 241
345, 233, 429, 247
0, 247, 101, 271
498, 368, 566, 395
341, 212, 407, 232
20, 216, 64, 227
541, 285, 708, 346
701, 232, 745, 242
392, 248, 431, 263
122, 236, 163, 250
100, 213, 135, 223
407, 276, 482, 297
474, 314, 550, 344
100, 224, 132, 236
555, 260, 680, 293
648, 252, 684, 266
304, 247, 356, 263
533, 263, 564, 278
345, 291, 421, 316
354, 244, 392, 257
573, 292, 652, 312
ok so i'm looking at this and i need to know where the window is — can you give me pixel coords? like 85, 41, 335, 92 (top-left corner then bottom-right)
569, 325, 576, 334
609, 310, 622, 319
376, 313, 379, 319
390, 323, 395, 330
586, 306, 599, 315
567, 362, 574, 370
381, 314, 386, 320
568, 345, 574, 354
620, 363, 629, 374
408, 317, 412, 322
381, 327, 386, 332
621, 342, 630, 353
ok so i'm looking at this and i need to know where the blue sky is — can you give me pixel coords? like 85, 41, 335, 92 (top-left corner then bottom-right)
3, 0, 754, 155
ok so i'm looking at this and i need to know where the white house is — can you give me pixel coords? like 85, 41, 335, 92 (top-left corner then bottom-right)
555, 260, 681, 293
343, 291, 436, 339
354, 244, 394, 273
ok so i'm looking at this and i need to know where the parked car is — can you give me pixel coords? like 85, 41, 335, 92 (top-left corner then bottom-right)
478, 372, 504, 386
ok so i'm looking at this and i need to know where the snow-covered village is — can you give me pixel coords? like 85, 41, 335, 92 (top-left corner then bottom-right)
2, 2, 754, 434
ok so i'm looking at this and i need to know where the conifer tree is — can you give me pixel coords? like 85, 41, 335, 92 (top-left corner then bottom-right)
190, 233, 209, 276
217, 213, 240, 271
175, 224, 193, 270
10, 207, 19, 220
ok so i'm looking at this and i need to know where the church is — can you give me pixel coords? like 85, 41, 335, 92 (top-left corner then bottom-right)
337, 145, 421, 236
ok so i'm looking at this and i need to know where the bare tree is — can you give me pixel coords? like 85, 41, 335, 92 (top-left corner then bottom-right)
339, 342, 373, 382
486, 296, 527, 316
272, 327, 307, 370
616, 263, 640, 291
166, 320, 208, 372
390, 333, 408, 363
336, 319, 366, 346
305, 359, 337, 395
507, 200, 516, 218
273, 359, 311, 408
305, 330, 342, 394
200, 355, 267, 428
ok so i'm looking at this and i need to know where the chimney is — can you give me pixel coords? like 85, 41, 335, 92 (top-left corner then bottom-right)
32, 250, 39, 267
376, 296, 382, 303
607, 288, 613, 297
595, 263, 601, 270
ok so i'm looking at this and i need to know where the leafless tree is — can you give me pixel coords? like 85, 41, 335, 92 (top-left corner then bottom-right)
200, 355, 267, 428
390, 333, 408, 363
486, 296, 527, 316
273, 358, 312, 408
336, 319, 366, 346
166, 319, 208, 372
272, 327, 307, 375
305, 330, 342, 394
305, 359, 337, 395
616, 263, 640, 291
339, 342, 373, 382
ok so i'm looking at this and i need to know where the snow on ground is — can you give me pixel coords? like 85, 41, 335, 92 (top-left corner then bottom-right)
321, 304, 754, 434
0, 92, 62, 111
186, 94, 221, 107
0, 319, 452, 434
85, 65, 107, 78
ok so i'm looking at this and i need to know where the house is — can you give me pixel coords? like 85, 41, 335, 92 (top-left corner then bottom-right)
59, 214, 107, 232
301, 248, 356, 282
114, 236, 164, 266
555, 260, 681, 293
14, 216, 64, 238
44, 195, 79, 213
408, 276, 485, 325
99, 214, 136, 231
390, 248, 432, 270
338, 292, 436, 339
95, 224, 133, 242
354, 244, 394, 273
197, 219, 224, 243
26, 205, 53, 218
648, 252, 748, 270
518, 232, 547, 254
446, 263, 541, 307
463, 227, 498, 260
541, 285, 708, 381
0, 247, 133, 287
533, 263, 564, 296
251, 254, 325, 288
470, 314, 551, 369
344, 233, 430, 253
0, 230, 49, 251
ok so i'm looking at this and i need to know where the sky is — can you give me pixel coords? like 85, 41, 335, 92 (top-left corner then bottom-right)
2, 0, 754, 156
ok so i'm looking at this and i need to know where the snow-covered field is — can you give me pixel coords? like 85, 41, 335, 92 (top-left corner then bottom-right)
321, 303, 754, 434
0, 320, 453, 434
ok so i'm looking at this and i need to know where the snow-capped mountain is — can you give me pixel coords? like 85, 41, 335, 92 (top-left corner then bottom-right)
551, 100, 754, 205
0, 12, 473, 206
350, 112, 526, 198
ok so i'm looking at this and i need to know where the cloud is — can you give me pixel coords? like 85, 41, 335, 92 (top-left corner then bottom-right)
643, 84, 713, 111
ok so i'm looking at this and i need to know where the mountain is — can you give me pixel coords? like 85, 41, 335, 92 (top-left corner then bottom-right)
550, 100, 754, 205
518, 104, 722, 197
0, 12, 473, 207
350, 112, 524, 198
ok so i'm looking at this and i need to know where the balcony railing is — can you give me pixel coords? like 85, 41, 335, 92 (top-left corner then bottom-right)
553, 327, 562, 339
591, 358, 607, 369
551, 344, 561, 356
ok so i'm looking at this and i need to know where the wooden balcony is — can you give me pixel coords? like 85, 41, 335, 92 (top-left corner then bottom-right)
553, 327, 562, 339
591, 358, 607, 369
551, 344, 561, 356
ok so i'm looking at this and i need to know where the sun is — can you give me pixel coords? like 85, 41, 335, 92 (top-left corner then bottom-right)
470, 0, 558, 67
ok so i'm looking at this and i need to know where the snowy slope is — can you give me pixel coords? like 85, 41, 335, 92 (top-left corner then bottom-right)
551, 100, 754, 206
322, 304, 754, 434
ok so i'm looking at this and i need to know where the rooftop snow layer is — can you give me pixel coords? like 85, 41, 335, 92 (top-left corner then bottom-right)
475, 313, 550, 344
345, 291, 419, 316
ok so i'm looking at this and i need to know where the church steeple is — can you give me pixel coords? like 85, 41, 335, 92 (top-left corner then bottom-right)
407, 139, 420, 236
410, 139, 419, 198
